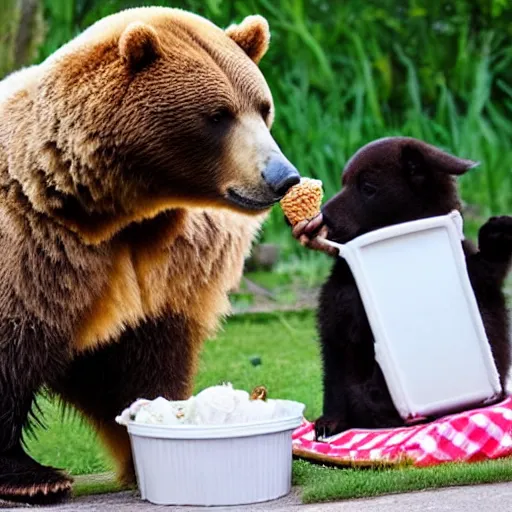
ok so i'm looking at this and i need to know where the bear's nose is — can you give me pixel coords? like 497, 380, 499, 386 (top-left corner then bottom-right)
262, 157, 301, 197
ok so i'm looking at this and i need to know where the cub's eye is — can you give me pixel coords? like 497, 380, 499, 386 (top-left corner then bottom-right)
360, 182, 377, 198
209, 108, 233, 124
260, 102, 271, 121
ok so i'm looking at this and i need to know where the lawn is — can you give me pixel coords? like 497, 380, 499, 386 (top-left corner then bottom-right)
26, 309, 512, 503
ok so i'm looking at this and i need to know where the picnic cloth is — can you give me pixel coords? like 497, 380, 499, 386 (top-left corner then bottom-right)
292, 396, 512, 467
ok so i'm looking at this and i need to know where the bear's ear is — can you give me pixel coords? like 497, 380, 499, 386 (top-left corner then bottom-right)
225, 15, 270, 65
119, 22, 162, 71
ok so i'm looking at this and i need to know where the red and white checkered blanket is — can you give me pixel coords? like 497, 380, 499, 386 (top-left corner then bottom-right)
292, 397, 512, 467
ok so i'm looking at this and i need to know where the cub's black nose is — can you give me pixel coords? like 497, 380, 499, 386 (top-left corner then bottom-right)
262, 156, 300, 197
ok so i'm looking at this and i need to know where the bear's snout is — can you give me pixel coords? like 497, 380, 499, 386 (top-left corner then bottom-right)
262, 156, 300, 197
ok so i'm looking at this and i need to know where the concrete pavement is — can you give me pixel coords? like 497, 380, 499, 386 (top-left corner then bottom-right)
2, 482, 512, 511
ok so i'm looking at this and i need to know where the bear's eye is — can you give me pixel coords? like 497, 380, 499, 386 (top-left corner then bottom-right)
260, 102, 271, 121
209, 108, 233, 124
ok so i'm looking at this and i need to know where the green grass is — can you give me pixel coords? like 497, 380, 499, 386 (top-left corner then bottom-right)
26, 396, 113, 475
26, 311, 512, 503
72, 474, 122, 497
294, 458, 512, 503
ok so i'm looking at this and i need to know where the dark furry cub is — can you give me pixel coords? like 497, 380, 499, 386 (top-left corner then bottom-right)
292, 137, 512, 439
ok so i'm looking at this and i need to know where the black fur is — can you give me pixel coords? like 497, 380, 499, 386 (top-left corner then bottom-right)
0, 299, 192, 501
52, 313, 193, 421
314, 137, 511, 439
0, 308, 73, 503
51, 313, 193, 483
0, 446, 71, 505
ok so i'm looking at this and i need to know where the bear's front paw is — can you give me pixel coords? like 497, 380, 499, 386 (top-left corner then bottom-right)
314, 415, 349, 441
478, 216, 512, 261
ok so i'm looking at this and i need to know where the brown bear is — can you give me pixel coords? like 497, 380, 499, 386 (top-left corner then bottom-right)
0, 7, 300, 504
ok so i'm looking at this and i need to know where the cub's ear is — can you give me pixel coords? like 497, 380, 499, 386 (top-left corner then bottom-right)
225, 15, 270, 64
402, 141, 479, 184
119, 22, 161, 71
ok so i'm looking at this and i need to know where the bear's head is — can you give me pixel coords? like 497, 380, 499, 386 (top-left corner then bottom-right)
319, 137, 477, 244
28, 8, 300, 243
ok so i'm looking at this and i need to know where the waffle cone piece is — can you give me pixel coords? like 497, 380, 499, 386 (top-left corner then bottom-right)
280, 178, 323, 225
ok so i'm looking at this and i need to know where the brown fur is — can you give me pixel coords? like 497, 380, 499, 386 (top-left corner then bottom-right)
95, 422, 133, 485
0, 7, 297, 504
225, 15, 270, 64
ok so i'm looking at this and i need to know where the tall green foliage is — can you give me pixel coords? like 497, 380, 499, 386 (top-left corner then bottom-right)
0, 0, 20, 77
1, 0, 43, 78
27, 1, 512, 253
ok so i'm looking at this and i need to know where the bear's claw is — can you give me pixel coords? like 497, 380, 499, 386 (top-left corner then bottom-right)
0, 451, 73, 505
314, 415, 349, 441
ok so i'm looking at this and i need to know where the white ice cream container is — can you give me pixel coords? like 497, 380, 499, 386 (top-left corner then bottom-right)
126, 399, 305, 506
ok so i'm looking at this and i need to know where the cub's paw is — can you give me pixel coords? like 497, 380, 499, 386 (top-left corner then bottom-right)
478, 216, 512, 261
0, 451, 72, 505
314, 415, 348, 441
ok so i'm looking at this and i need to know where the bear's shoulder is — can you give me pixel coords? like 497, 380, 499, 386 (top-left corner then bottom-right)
0, 65, 41, 107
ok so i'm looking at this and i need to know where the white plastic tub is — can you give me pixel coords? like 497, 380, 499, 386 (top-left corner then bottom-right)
127, 400, 304, 506
323, 210, 502, 422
